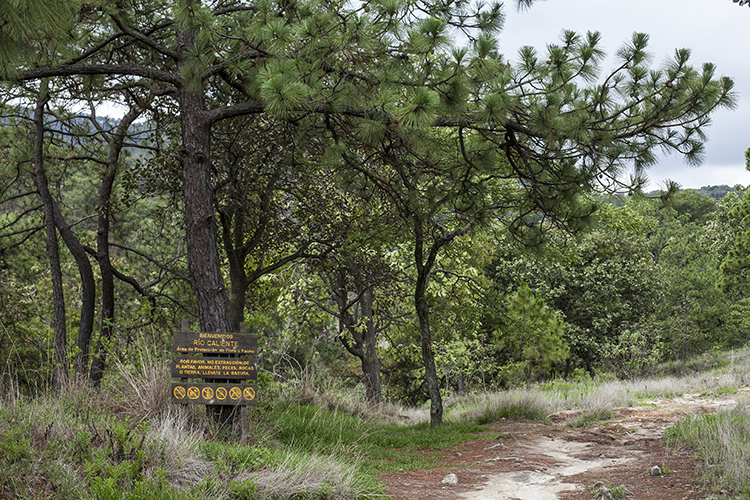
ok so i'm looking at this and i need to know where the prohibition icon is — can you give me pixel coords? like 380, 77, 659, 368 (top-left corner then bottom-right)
202, 387, 214, 400
173, 386, 186, 399
215, 387, 227, 400
243, 387, 256, 401
229, 386, 242, 400
187, 386, 200, 399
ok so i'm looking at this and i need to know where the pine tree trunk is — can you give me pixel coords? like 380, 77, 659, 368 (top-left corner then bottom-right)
178, 17, 233, 427
32, 83, 69, 390
32, 84, 96, 382
360, 288, 382, 407
177, 29, 230, 335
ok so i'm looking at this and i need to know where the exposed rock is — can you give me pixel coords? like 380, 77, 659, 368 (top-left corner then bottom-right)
441, 473, 458, 485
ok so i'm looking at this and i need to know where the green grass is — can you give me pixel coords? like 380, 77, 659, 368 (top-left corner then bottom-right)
566, 408, 613, 428
665, 398, 750, 498
269, 402, 485, 472
2, 346, 750, 499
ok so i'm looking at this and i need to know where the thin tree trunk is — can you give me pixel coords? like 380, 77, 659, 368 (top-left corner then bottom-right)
32, 82, 96, 381
32, 81, 69, 390
359, 288, 382, 407
413, 217, 443, 428
90, 106, 142, 388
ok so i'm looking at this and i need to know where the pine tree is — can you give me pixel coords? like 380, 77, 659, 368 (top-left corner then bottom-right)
719, 151, 750, 299
505, 283, 569, 384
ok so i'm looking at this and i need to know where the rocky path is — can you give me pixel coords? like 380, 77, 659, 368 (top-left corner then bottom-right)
380, 389, 748, 500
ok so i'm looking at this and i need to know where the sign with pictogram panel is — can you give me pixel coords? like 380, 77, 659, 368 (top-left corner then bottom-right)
170, 320, 258, 407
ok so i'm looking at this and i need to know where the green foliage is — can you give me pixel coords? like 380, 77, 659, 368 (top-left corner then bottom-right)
199, 441, 274, 473
602, 324, 664, 379
666, 399, 750, 497
488, 200, 660, 376
654, 216, 728, 360
720, 184, 750, 299
499, 283, 569, 384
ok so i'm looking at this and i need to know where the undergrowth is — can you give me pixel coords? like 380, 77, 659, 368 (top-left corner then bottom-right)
665, 397, 750, 498
0, 347, 748, 499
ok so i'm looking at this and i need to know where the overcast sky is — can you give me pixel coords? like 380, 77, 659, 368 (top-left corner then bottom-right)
496, 0, 750, 191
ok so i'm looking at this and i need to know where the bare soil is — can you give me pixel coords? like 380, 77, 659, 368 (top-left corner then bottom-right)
379, 389, 749, 500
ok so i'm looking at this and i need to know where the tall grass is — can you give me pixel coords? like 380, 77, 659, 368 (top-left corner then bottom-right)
1, 343, 749, 499
665, 397, 750, 497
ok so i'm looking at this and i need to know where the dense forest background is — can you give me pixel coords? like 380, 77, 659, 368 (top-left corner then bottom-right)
2, 130, 749, 404
0, 0, 748, 429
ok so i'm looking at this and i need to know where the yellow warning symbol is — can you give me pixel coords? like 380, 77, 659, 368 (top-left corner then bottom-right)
229, 386, 242, 400
187, 386, 200, 399
202, 387, 214, 400
216, 387, 227, 400
243, 387, 256, 401
173, 386, 186, 399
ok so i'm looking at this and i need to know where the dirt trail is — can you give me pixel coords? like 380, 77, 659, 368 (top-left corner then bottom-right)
380, 389, 749, 500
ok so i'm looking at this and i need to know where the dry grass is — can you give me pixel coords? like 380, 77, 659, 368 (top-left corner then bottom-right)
444, 347, 750, 427
666, 397, 750, 496
447, 390, 555, 424
238, 452, 379, 500
107, 342, 173, 420
147, 408, 215, 486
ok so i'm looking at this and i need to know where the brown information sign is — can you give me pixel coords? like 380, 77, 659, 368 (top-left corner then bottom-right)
173, 331, 257, 356
171, 356, 257, 379
171, 382, 258, 405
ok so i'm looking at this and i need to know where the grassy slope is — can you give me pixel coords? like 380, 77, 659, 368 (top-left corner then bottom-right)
1, 348, 749, 499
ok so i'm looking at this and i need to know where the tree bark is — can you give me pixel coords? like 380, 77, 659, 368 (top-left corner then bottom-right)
32, 82, 69, 390
359, 287, 382, 407
177, 25, 230, 335
90, 106, 142, 388
32, 83, 96, 381
413, 216, 443, 428
178, 15, 233, 426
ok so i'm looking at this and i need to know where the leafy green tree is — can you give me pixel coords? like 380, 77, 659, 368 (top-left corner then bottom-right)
636, 186, 747, 359
662, 189, 716, 224
488, 200, 661, 376
289, 208, 407, 407
212, 117, 342, 332
502, 283, 569, 384
1, 0, 737, 427
720, 175, 750, 300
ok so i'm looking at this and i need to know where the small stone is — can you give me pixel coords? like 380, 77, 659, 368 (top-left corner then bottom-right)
650, 465, 663, 476
441, 474, 458, 485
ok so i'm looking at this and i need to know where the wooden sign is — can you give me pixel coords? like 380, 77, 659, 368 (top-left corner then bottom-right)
171, 356, 257, 379
173, 331, 257, 356
171, 382, 257, 405
170, 320, 260, 410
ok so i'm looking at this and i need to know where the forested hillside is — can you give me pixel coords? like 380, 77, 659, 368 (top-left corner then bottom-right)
0, 0, 747, 420
1, 1, 750, 499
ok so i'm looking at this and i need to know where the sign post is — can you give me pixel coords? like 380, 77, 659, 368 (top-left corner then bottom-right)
170, 320, 258, 425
